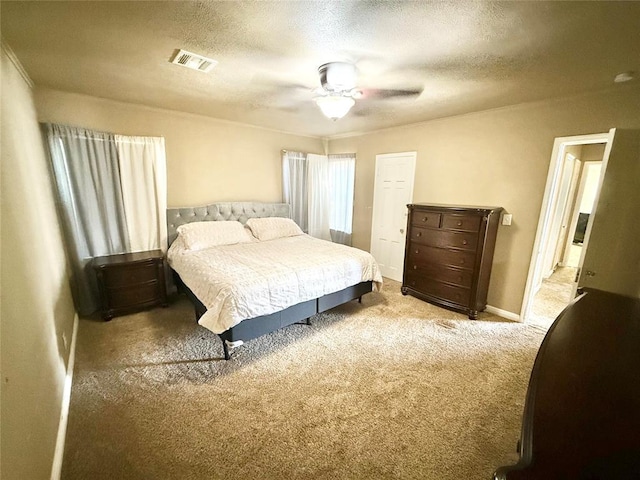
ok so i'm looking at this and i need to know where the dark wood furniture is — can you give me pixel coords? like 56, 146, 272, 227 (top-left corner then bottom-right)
92, 250, 168, 320
401, 203, 502, 319
494, 289, 640, 479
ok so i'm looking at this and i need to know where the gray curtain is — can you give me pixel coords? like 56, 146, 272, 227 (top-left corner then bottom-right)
44, 124, 130, 315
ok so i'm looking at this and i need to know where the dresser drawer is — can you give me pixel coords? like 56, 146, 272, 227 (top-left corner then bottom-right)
101, 260, 159, 286
404, 274, 471, 306
442, 214, 482, 232
105, 282, 162, 309
410, 227, 478, 251
405, 262, 473, 288
408, 244, 476, 269
411, 211, 442, 228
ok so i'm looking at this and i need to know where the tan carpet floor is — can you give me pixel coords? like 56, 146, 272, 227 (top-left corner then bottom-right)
62, 279, 546, 480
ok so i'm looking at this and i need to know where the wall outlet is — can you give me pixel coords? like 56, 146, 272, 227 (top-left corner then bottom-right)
502, 213, 513, 226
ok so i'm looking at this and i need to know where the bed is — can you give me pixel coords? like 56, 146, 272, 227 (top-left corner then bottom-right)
167, 202, 383, 359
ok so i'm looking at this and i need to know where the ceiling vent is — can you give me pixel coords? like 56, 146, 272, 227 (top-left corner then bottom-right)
170, 49, 217, 73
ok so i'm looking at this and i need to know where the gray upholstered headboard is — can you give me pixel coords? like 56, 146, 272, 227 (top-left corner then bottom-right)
167, 201, 291, 246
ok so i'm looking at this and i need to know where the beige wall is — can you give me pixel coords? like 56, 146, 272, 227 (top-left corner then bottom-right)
1, 46, 77, 480
27, 78, 640, 318
34, 88, 324, 207
329, 85, 640, 315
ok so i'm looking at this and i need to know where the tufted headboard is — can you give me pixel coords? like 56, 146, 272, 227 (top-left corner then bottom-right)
167, 201, 291, 246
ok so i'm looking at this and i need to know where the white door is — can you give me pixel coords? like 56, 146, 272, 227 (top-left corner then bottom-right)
541, 153, 577, 278
370, 152, 416, 281
576, 128, 640, 297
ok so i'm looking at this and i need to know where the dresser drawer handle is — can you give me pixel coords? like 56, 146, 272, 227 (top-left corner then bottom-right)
457, 221, 462, 226
415, 249, 419, 254
460, 259, 465, 264
462, 240, 468, 245
422, 217, 429, 222
413, 265, 418, 270
416, 232, 422, 237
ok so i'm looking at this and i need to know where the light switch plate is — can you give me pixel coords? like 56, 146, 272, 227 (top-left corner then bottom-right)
502, 213, 513, 226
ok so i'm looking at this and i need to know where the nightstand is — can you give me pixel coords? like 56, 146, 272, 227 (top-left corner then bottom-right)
92, 249, 168, 320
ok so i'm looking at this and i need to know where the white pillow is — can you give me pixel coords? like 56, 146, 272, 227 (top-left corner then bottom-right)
245, 217, 303, 241
176, 221, 253, 251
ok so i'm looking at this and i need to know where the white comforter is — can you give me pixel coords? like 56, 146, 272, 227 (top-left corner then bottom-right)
167, 235, 383, 334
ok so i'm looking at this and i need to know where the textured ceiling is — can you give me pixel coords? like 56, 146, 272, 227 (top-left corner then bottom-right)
2, 1, 639, 137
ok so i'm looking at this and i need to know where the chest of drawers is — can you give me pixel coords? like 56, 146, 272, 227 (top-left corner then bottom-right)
401, 204, 503, 319
92, 250, 168, 320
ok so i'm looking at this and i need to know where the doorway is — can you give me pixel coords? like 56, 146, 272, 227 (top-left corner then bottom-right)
521, 133, 612, 327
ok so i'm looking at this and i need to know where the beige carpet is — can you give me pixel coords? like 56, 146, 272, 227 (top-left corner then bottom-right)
529, 265, 577, 328
62, 279, 545, 480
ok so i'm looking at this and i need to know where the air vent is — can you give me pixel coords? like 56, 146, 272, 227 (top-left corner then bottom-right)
170, 49, 217, 73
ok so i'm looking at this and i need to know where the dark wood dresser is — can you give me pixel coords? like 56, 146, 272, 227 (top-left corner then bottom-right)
401, 204, 502, 319
92, 250, 168, 320
494, 290, 640, 479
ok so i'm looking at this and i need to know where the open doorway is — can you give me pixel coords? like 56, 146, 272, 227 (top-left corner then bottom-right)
521, 132, 613, 328
529, 148, 605, 326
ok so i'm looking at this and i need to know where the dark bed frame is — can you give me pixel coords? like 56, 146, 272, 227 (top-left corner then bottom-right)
167, 201, 373, 359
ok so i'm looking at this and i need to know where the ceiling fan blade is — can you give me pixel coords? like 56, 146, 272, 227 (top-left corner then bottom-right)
362, 88, 423, 99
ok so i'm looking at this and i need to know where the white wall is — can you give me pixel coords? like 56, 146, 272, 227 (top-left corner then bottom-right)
0, 44, 77, 480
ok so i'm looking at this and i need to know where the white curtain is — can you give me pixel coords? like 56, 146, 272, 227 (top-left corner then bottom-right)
282, 151, 308, 233
328, 154, 356, 245
282, 151, 356, 245
307, 153, 331, 241
115, 135, 168, 253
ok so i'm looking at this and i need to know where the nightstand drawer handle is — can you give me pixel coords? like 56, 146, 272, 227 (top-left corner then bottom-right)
413, 265, 417, 270
422, 217, 429, 222
415, 249, 419, 254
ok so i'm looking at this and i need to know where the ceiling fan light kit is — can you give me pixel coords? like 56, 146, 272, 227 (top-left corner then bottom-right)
315, 94, 356, 120
313, 61, 422, 120
315, 62, 360, 120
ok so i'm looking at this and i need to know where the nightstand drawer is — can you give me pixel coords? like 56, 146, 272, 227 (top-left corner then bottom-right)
105, 281, 162, 309
101, 260, 159, 286
92, 249, 167, 320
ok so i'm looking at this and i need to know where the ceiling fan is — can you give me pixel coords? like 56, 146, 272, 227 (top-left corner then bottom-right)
314, 62, 422, 120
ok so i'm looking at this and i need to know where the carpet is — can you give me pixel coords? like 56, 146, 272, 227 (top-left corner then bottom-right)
61, 279, 545, 480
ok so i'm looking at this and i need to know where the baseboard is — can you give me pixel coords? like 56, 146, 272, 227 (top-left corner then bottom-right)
50, 313, 79, 480
485, 305, 521, 322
